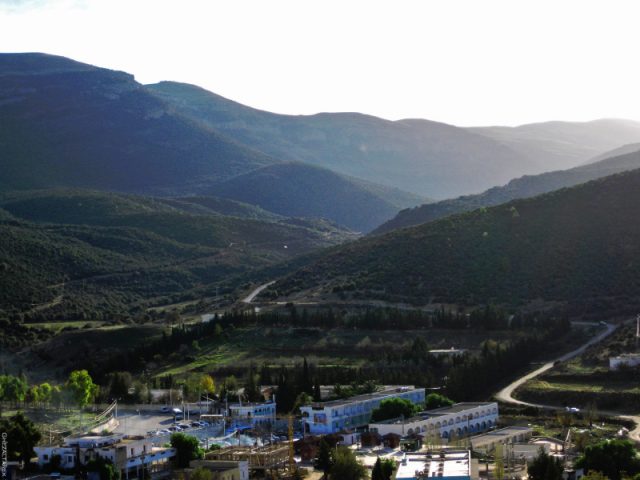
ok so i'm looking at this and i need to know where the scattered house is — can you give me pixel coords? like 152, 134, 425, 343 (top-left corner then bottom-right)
609, 353, 640, 370
300, 386, 426, 434
35, 434, 175, 479
395, 449, 473, 480
469, 426, 533, 454
369, 402, 499, 441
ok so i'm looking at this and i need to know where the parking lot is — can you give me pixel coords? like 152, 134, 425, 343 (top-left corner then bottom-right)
113, 408, 223, 440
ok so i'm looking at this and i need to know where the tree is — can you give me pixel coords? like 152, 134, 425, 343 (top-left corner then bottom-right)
38, 382, 52, 406
372, 458, 384, 480
372, 457, 396, 480
329, 447, 366, 480
425, 393, 454, 409
576, 439, 640, 480
0, 412, 42, 463
170, 433, 204, 468
370, 398, 419, 422
314, 438, 333, 476
199, 375, 215, 396
190, 467, 212, 480
66, 370, 98, 408
85, 456, 120, 480
527, 447, 565, 480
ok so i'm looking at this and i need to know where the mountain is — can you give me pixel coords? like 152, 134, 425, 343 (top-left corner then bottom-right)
468, 119, 640, 172
583, 142, 640, 165
0, 53, 427, 229
211, 162, 424, 232
0, 53, 276, 194
265, 169, 640, 310
374, 150, 640, 234
0, 189, 354, 313
146, 81, 538, 199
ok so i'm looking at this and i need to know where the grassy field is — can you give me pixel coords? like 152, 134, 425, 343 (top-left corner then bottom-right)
153, 325, 534, 378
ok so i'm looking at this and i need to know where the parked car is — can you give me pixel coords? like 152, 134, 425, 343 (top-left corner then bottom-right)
160, 406, 171, 413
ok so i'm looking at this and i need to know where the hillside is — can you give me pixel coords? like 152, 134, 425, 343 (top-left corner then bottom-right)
0, 53, 275, 194
0, 190, 354, 314
265, 169, 640, 311
146, 81, 537, 199
583, 142, 640, 165
374, 150, 640, 234
211, 162, 423, 232
468, 119, 640, 172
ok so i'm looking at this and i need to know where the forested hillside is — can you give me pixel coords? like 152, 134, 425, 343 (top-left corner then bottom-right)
0, 190, 353, 316
266, 169, 640, 313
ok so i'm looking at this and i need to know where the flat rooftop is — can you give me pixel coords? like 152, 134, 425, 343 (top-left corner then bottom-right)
304, 386, 421, 409
425, 402, 496, 415
396, 450, 470, 479
370, 402, 497, 425
470, 426, 532, 446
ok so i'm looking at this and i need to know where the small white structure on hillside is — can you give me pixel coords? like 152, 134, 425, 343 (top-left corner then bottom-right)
609, 353, 640, 370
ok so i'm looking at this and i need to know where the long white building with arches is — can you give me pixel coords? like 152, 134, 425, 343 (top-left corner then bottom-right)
369, 402, 498, 440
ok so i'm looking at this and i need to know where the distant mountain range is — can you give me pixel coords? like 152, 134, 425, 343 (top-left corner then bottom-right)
0, 53, 426, 231
4, 52, 640, 235
265, 168, 640, 310
468, 119, 640, 172
374, 149, 640, 234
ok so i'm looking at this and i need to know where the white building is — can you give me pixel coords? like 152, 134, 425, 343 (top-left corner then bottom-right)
609, 353, 640, 370
369, 402, 499, 440
300, 386, 426, 435
35, 434, 175, 479
395, 449, 472, 480
228, 401, 276, 427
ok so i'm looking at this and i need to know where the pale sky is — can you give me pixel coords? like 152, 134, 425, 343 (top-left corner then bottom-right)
1, 0, 640, 126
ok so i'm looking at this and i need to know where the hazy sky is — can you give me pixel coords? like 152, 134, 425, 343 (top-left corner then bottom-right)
1, 0, 639, 126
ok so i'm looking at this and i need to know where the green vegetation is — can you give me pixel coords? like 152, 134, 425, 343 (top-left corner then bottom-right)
328, 447, 367, 480
269, 169, 640, 314
527, 448, 563, 480
370, 397, 420, 422
576, 439, 640, 480
0, 412, 41, 463
0, 189, 351, 322
170, 433, 204, 468
85, 457, 120, 480
371, 457, 395, 480
425, 393, 454, 409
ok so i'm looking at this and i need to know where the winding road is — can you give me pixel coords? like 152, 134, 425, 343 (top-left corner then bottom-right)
242, 281, 276, 304
495, 320, 640, 443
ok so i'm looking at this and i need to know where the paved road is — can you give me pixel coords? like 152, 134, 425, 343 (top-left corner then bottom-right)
242, 281, 275, 304
495, 320, 640, 443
